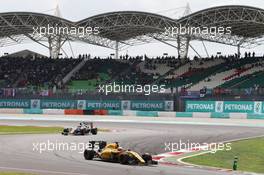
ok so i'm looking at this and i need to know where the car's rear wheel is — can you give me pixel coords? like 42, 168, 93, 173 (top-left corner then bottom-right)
84, 150, 95, 160
80, 129, 86, 135
91, 128, 98, 135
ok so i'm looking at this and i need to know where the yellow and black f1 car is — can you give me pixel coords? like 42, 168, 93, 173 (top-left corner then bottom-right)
84, 141, 158, 165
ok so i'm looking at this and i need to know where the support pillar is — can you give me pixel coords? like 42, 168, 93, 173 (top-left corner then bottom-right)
115, 41, 119, 59
237, 44, 241, 58
177, 36, 190, 59
48, 35, 62, 58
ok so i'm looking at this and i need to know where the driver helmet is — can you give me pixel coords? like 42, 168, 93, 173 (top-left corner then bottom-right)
117, 147, 124, 151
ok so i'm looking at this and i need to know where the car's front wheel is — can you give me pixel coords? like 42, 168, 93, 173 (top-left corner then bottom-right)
142, 154, 153, 165
91, 128, 98, 135
119, 154, 129, 164
84, 150, 95, 160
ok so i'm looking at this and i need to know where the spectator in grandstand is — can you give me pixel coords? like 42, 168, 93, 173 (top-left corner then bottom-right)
0, 56, 82, 89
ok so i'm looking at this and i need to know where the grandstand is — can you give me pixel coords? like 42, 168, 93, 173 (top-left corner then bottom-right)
1, 5, 264, 102
1, 54, 263, 93
1, 3, 264, 175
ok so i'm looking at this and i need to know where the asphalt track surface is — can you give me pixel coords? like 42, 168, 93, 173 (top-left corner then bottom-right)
1, 116, 264, 175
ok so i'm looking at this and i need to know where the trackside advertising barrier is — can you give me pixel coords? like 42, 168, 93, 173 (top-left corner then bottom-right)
83, 100, 121, 110
41, 99, 77, 109
0, 99, 174, 111
0, 99, 30, 108
129, 100, 174, 111
186, 100, 263, 114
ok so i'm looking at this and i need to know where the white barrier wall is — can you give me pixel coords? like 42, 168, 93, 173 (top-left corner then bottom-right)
43, 109, 65, 115
229, 113, 247, 119
0, 108, 23, 114
193, 112, 211, 118
123, 110, 137, 116
0, 108, 263, 120
158, 111, 176, 117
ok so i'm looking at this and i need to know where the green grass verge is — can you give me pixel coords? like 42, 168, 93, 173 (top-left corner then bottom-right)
0, 125, 111, 135
183, 137, 264, 173
98, 128, 111, 132
0, 125, 63, 135
0, 172, 36, 175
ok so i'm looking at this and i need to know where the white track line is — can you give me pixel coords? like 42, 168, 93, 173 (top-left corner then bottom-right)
1, 115, 264, 128
0, 166, 92, 175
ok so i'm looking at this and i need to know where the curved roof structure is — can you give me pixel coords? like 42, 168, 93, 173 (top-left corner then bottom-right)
0, 5, 264, 51
178, 5, 264, 48
0, 12, 74, 49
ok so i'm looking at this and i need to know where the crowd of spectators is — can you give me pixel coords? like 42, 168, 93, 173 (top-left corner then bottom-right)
0, 56, 82, 89
1, 53, 264, 92
72, 59, 132, 81
143, 56, 181, 70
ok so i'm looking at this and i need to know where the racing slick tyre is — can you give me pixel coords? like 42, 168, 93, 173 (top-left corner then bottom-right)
80, 129, 85, 136
91, 128, 98, 135
151, 160, 158, 165
84, 150, 95, 160
62, 128, 69, 135
119, 154, 130, 164
119, 154, 136, 165
142, 154, 154, 165
82, 128, 88, 134
98, 141, 107, 150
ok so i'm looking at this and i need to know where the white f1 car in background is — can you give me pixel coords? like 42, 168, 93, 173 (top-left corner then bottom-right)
62, 122, 98, 135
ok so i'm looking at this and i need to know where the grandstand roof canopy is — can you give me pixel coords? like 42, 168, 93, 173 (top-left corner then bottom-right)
0, 5, 264, 50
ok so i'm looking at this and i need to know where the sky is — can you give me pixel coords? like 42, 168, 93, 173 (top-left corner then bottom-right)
0, 0, 264, 58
